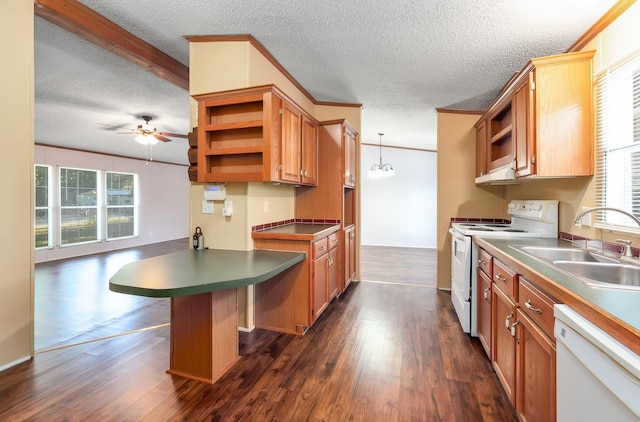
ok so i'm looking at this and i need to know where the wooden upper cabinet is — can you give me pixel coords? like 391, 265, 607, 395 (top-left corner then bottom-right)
475, 119, 488, 178
526, 50, 594, 178
300, 116, 318, 185
280, 101, 303, 183
193, 85, 317, 185
343, 123, 357, 187
513, 72, 535, 177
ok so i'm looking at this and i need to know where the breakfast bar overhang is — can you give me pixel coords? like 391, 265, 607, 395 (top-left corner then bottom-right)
109, 248, 306, 384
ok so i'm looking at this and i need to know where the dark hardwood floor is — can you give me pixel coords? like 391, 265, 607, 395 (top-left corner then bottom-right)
2, 242, 517, 421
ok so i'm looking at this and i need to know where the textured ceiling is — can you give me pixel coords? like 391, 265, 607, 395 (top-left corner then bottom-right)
35, 0, 618, 165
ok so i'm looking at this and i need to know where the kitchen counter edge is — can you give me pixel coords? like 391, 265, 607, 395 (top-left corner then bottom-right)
474, 236, 640, 357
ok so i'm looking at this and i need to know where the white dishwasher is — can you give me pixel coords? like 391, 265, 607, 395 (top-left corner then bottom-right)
554, 304, 640, 421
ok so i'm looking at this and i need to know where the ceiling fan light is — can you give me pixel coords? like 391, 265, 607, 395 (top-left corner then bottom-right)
135, 134, 158, 145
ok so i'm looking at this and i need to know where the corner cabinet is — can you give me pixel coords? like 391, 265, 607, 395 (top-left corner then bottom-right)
193, 85, 318, 185
475, 50, 594, 183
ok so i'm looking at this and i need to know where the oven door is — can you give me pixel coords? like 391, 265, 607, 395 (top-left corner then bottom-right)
449, 228, 472, 333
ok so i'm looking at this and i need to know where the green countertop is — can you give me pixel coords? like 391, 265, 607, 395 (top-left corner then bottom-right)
252, 223, 340, 241
109, 249, 306, 298
475, 237, 640, 338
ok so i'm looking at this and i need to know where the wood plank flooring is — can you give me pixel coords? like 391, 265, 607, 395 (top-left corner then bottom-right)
3, 243, 518, 421
360, 245, 436, 287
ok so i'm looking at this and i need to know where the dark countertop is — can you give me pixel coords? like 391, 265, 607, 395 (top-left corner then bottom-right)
475, 236, 640, 355
251, 223, 340, 241
109, 248, 306, 298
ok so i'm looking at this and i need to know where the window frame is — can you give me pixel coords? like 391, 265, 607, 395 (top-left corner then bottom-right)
594, 50, 640, 235
34, 164, 52, 249
58, 166, 100, 247
105, 171, 138, 241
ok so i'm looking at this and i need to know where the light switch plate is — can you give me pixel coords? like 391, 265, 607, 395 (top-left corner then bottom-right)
202, 200, 214, 214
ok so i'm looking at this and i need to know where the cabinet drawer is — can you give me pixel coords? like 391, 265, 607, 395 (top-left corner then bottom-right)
478, 248, 493, 277
518, 277, 556, 339
328, 232, 339, 250
312, 238, 329, 259
493, 258, 517, 300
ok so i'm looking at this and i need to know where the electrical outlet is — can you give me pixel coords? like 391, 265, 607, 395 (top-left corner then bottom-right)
202, 200, 214, 214
580, 206, 591, 226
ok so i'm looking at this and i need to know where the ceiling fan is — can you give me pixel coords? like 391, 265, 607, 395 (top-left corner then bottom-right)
116, 115, 188, 145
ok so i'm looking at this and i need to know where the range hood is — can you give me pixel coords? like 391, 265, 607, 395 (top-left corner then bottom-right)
475, 163, 518, 185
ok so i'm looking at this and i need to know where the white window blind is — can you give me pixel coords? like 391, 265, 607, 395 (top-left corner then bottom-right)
594, 50, 640, 233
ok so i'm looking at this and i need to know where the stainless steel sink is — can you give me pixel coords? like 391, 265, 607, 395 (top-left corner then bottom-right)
510, 244, 640, 290
553, 260, 640, 290
512, 245, 618, 263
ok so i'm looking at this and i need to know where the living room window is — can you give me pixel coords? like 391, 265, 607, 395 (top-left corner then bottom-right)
106, 172, 137, 240
35, 165, 51, 248
59, 167, 99, 246
595, 50, 640, 232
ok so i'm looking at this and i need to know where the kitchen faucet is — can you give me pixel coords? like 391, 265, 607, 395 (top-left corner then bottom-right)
574, 206, 640, 258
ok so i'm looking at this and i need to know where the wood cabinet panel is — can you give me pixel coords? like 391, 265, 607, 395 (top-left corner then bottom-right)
492, 283, 517, 404
518, 277, 555, 339
477, 267, 492, 359
516, 310, 556, 422
301, 115, 318, 185
475, 120, 488, 178
344, 225, 356, 290
312, 253, 329, 320
343, 124, 357, 187
493, 258, 517, 300
280, 101, 302, 183
478, 247, 493, 276
513, 73, 535, 177
328, 247, 339, 300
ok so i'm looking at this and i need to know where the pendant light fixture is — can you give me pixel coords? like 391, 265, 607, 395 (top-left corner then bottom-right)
369, 132, 395, 178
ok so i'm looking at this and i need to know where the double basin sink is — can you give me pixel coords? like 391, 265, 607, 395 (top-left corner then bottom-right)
510, 244, 640, 290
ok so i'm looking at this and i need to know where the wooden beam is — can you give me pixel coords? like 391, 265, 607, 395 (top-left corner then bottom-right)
34, 0, 189, 91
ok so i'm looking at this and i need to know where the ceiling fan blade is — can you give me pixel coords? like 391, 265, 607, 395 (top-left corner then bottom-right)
116, 130, 137, 135
158, 132, 188, 139
154, 135, 173, 143
97, 122, 133, 131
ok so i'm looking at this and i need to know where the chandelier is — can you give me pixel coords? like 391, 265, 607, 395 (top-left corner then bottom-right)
368, 132, 395, 178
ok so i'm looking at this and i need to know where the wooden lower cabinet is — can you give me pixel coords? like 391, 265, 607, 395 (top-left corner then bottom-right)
516, 310, 556, 422
344, 225, 356, 290
492, 283, 517, 404
253, 228, 339, 334
482, 246, 558, 421
477, 268, 492, 358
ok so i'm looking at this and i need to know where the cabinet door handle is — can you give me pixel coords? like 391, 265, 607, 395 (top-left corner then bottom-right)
495, 273, 507, 283
505, 312, 513, 330
478, 259, 487, 266
319, 246, 326, 251
524, 300, 542, 314
483, 287, 490, 301
510, 320, 520, 337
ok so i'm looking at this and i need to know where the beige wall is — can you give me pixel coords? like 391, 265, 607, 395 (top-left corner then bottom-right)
436, 112, 505, 289
0, 0, 34, 370
188, 39, 361, 328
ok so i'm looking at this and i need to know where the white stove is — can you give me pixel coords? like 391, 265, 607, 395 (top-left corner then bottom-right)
448, 200, 559, 335
450, 200, 559, 239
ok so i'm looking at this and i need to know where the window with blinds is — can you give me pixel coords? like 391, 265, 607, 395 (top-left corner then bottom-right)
594, 51, 640, 232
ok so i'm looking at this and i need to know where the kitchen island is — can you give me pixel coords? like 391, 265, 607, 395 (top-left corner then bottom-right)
109, 248, 305, 384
